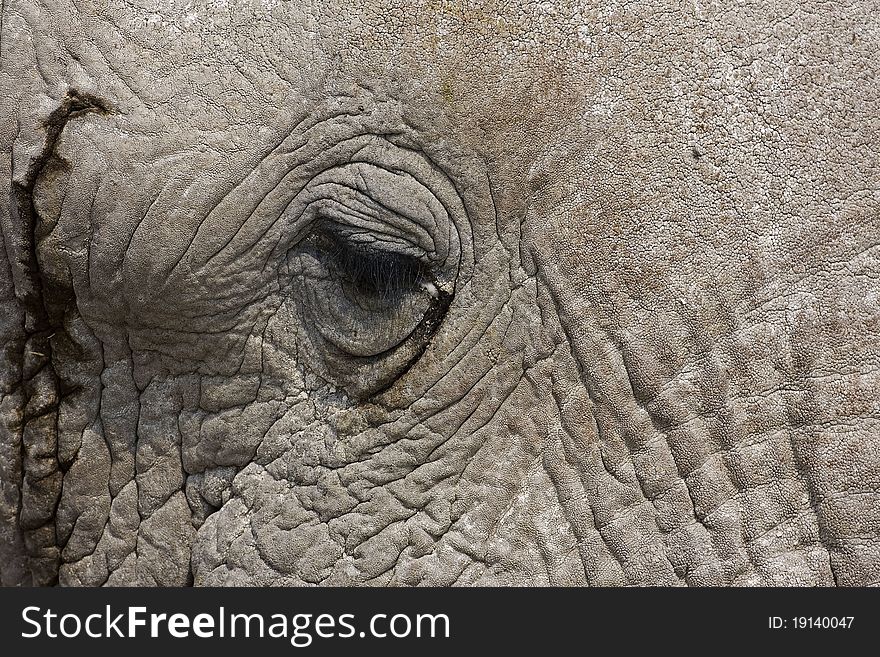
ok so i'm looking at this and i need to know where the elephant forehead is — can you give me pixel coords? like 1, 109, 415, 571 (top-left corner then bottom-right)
54, 0, 600, 85
30, 0, 877, 210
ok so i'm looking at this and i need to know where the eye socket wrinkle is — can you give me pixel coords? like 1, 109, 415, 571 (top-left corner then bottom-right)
311, 229, 429, 299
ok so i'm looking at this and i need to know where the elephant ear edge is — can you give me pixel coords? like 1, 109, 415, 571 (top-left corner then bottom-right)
0, 8, 32, 583
0, 4, 100, 585
0, 164, 29, 585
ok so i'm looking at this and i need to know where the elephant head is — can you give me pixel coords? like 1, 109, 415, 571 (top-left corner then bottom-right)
1, 0, 878, 586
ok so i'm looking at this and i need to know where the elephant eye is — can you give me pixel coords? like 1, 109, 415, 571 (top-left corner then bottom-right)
290, 221, 448, 364
271, 158, 463, 399
286, 224, 452, 397
282, 228, 456, 399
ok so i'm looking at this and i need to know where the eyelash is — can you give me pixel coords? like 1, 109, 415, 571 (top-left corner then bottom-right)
311, 229, 429, 298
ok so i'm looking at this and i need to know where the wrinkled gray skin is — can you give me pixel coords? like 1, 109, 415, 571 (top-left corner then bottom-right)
1, 0, 878, 587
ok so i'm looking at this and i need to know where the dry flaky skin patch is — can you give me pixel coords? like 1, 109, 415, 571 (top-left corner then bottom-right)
0, 0, 878, 586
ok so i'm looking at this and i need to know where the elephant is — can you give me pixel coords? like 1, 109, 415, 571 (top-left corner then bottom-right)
0, 0, 878, 587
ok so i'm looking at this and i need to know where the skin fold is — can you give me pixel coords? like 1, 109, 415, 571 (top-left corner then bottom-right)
0, 0, 878, 586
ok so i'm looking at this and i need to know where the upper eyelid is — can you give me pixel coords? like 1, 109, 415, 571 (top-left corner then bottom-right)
310, 225, 433, 266
299, 199, 437, 261
314, 164, 444, 234
195, 134, 469, 283
305, 181, 439, 254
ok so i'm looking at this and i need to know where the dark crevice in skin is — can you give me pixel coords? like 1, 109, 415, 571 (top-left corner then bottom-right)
9, 88, 113, 585
828, 549, 840, 586
12, 88, 113, 319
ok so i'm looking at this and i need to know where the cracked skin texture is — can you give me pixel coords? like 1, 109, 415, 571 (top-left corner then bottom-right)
0, 0, 879, 587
